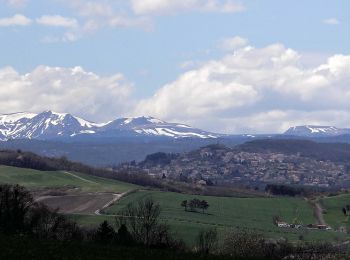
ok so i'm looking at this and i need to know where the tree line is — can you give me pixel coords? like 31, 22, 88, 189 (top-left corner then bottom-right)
0, 149, 164, 188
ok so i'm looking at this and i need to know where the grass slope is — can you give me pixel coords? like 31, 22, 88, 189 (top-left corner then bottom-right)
321, 194, 350, 229
104, 190, 348, 244
0, 165, 137, 193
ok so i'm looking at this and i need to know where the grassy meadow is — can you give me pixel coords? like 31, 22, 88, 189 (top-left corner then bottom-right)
321, 193, 350, 229
1, 165, 349, 245
0, 165, 137, 193
104, 190, 348, 244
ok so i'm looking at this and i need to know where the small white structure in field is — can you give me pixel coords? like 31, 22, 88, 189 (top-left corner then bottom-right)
277, 222, 290, 228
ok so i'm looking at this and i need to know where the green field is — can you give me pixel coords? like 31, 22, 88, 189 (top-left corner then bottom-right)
1, 165, 349, 244
321, 194, 350, 229
104, 190, 348, 244
0, 165, 137, 193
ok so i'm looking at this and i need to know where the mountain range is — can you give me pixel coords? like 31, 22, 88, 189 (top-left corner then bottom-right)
1, 111, 350, 142
0, 111, 220, 141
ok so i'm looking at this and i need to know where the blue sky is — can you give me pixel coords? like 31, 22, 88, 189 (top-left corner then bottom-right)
0, 0, 349, 133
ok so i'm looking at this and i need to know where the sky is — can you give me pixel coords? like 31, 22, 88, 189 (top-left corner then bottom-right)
0, 0, 349, 134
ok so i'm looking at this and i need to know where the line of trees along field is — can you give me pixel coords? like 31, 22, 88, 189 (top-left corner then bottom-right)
0, 183, 348, 259
0, 149, 165, 188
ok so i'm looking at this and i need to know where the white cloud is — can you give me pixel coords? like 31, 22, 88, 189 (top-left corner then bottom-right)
220, 36, 248, 50
0, 14, 31, 26
323, 18, 340, 25
0, 66, 133, 122
131, 0, 244, 15
54, 0, 152, 41
4, 0, 27, 7
4, 1, 243, 41
135, 41, 350, 134
36, 15, 78, 28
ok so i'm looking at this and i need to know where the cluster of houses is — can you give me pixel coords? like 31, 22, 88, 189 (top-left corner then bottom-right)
129, 145, 350, 188
276, 221, 332, 230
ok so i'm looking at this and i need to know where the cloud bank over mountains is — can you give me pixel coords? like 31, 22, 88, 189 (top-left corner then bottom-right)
136, 39, 350, 133
1, 38, 350, 134
0, 66, 132, 122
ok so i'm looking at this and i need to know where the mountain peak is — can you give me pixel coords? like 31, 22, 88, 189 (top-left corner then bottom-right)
0, 111, 219, 140
122, 116, 165, 125
284, 125, 350, 137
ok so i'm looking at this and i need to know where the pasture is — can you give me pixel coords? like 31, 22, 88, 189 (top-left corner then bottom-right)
0, 165, 137, 193
104, 190, 348, 244
321, 193, 350, 229
0, 165, 349, 244
0, 165, 138, 214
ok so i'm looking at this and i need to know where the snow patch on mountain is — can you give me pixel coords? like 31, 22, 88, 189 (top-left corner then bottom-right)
0, 111, 220, 140
0, 112, 37, 123
284, 125, 350, 137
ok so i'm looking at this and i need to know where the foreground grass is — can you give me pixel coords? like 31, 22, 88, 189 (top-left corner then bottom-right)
321, 193, 350, 229
0, 165, 138, 193
101, 190, 349, 244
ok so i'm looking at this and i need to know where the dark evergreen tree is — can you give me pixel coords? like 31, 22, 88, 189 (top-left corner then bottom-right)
116, 224, 134, 246
94, 221, 115, 243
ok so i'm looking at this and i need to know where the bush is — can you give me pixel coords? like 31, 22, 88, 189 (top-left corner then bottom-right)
195, 228, 218, 254
221, 230, 265, 258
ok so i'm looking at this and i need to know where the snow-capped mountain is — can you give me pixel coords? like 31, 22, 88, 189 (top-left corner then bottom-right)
102, 116, 219, 139
284, 125, 350, 137
0, 111, 220, 141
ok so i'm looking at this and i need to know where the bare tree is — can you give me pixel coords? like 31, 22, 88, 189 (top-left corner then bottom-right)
196, 228, 218, 254
116, 198, 164, 246
0, 184, 33, 233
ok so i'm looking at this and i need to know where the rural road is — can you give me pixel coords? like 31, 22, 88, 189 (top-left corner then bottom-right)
94, 191, 128, 215
63, 171, 98, 184
313, 201, 327, 225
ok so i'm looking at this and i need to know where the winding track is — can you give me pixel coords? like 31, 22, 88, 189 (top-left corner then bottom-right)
94, 191, 129, 215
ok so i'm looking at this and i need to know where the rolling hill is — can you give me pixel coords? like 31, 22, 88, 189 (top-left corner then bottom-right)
0, 165, 136, 193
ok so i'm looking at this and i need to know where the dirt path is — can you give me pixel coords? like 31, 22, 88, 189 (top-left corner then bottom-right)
95, 191, 128, 215
307, 199, 327, 225
313, 201, 327, 225
35, 193, 116, 214
63, 171, 98, 184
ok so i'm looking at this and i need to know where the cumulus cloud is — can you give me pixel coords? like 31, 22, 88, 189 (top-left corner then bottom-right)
4, 0, 27, 7
131, 0, 244, 15
0, 14, 31, 26
36, 15, 78, 28
135, 41, 350, 134
1, 1, 244, 41
0, 66, 133, 122
220, 36, 248, 50
62, 0, 151, 29
323, 18, 340, 25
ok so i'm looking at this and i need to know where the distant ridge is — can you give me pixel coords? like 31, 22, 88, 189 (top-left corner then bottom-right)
284, 125, 350, 137
0, 111, 221, 141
